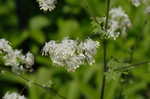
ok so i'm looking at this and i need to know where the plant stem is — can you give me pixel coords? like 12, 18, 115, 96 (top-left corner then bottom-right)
100, 0, 110, 99
17, 74, 65, 99
105, 0, 111, 32
100, 40, 107, 99
0, 67, 66, 99
114, 60, 150, 71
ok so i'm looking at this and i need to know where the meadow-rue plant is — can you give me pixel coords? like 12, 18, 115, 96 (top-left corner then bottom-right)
3, 92, 26, 99
92, 7, 131, 40
37, 0, 57, 11
131, 0, 141, 7
108, 7, 131, 38
42, 38, 100, 72
1, 0, 150, 99
0, 39, 34, 73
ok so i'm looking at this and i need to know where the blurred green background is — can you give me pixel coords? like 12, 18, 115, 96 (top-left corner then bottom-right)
0, 0, 150, 99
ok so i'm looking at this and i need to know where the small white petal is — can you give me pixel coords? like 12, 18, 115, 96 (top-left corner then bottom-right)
24, 52, 34, 68
3, 92, 27, 99
0, 39, 12, 53
38, 0, 57, 12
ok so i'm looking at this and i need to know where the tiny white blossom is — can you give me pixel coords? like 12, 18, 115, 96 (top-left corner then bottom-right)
42, 38, 100, 72
54, 39, 77, 62
42, 40, 56, 56
79, 39, 100, 65
3, 92, 26, 99
3, 50, 22, 67
24, 52, 34, 68
0, 39, 12, 53
37, 0, 57, 12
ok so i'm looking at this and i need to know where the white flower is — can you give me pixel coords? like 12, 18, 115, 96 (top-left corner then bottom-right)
42, 40, 56, 56
0, 38, 34, 73
37, 0, 57, 11
79, 39, 100, 65
42, 38, 99, 72
92, 7, 131, 40
42, 38, 78, 66
3, 50, 22, 67
3, 50, 34, 73
131, 0, 147, 7
3, 92, 26, 99
54, 39, 77, 62
0, 39, 12, 53
108, 7, 131, 39
131, 0, 141, 7
24, 52, 34, 68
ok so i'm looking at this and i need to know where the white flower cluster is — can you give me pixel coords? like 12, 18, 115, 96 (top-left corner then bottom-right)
42, 38, 100, 72
3, 92, 26, 99
0, 39, 34, 73
108, 7, 131, 40
92, 7, 131, 40
37, 0, 57, 11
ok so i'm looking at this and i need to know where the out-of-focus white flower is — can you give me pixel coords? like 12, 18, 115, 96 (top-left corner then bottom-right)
79, 39, 100, 65
37, 0, 57, 11
4, 50, 22, 67
131, 0, 148, 7
108, 7, 131, 39
0, 38, 34, 73
24, 52, 34, 68
92, 7, 131, 40
3, 92, 26, 99
42, 38, 78, 67
42, 38, 100, 72
0, 39, 12, 53
131, 0, 141, 7
54, 39, 77, 64
42, 40, 56, 56
145, 6, 150, 14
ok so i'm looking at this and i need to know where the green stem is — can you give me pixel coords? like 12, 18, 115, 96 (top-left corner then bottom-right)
114, 60, 150, 71
100, 0, 110, 99
100, 40, 107, 99
0, 67, 66, 99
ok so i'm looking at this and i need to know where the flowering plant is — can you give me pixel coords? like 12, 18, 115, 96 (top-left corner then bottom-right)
0, 0, 150, 99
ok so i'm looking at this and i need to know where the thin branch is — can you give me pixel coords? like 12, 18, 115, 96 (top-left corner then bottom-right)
114, 60, 150, 72
0, 67, 66, 99
100, 40, 107, 99
100, 0, 111, 99
104, 0, 111, 32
